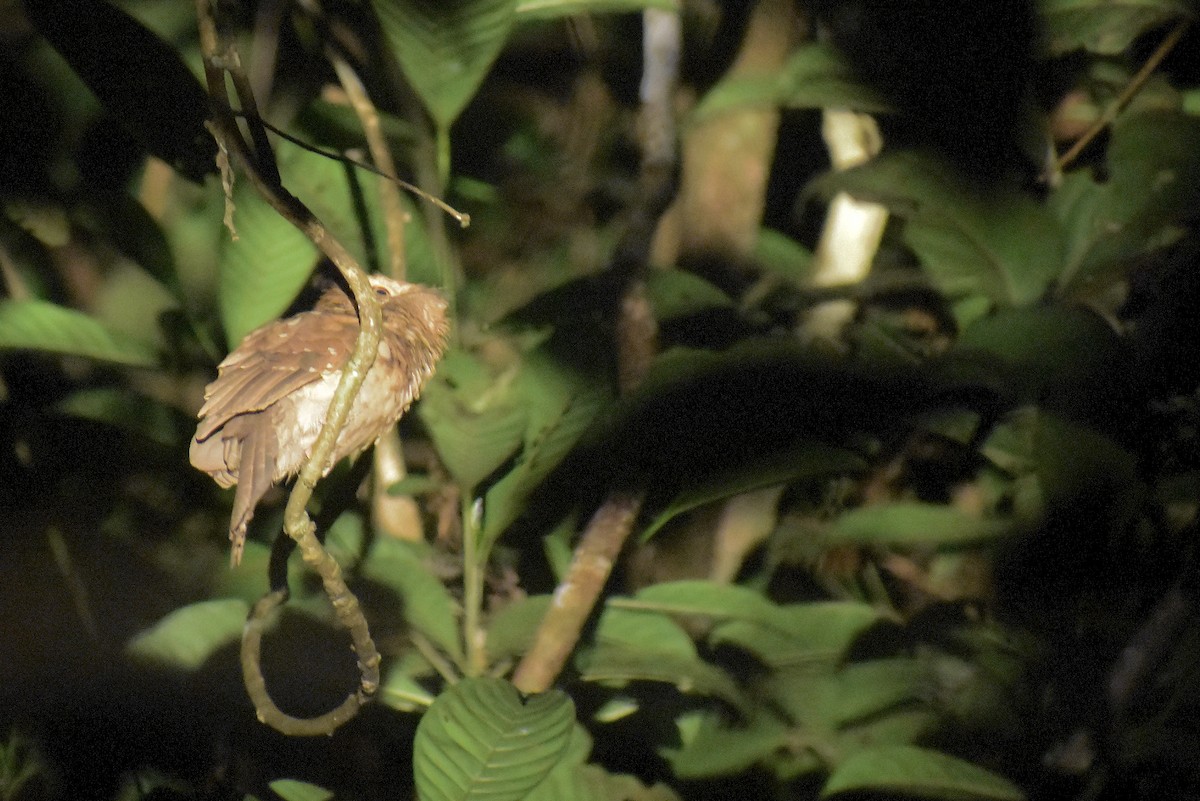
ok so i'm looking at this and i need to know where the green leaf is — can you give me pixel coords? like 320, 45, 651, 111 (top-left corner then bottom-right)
413, 677, 575, 801
361, 538, 464, 661
711, 602, 883, 668
373, 0, 518, 129
268, 779, 334, 801
821, 745, 1024, 800
595, 608, 697, 659
487, 595, 553, 662
418, 349, 529, 492
690, 42, 888, 123
55, 388, 187, 447
954, 305, 1126, 420
585, 609, 750, 713
1040, 0, 1189, 55
379, 661, 437, 712
579, 646, 750, 716
828, 503, 1013, 549
644, 269, 734, 321
1053, 111, 1200, 295
641, 443, 865, 541
755, 228, 814, 285
832, 659, 928, 726
663, 712, 790, 779
619, 580, 782, 626
126, 599, 248, 671
0, 299, 159, 367
516, 0, 678, 19
482, 352, 607, 543
810, 151, 1063, 305
218, 142, 393, 345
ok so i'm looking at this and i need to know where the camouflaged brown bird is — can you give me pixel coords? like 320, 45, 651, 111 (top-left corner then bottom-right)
190, 275, 449, 565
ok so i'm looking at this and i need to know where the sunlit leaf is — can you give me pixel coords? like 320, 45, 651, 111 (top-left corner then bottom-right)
0, 299, 159, 367
1041, 0, 1189, 55
821, 745, 1024, 800
413, 677, 574, 801
828, 503, 1013, 549
126, 599, 248, 671
373, 0, 518, 129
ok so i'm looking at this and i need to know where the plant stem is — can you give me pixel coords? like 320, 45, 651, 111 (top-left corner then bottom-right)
461, 495, 487, 676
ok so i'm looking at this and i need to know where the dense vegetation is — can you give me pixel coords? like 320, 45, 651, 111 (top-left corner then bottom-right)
2, 1, 1200, 800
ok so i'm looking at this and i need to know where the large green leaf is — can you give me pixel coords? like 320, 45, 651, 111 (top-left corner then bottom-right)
126, 599, 248, 671
821, 745, 1024, 800
373, 0, 518, 129
831, 659, 928, 726
828, 503, 1013, 549
0, 299, 159, 367
810, 152, 1063, 306
413, 677, 575, 801
579, 647, 750, 715
1040, 0, 1189, 55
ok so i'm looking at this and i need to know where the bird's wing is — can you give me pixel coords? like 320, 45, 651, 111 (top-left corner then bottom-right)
194, 307, 358, 442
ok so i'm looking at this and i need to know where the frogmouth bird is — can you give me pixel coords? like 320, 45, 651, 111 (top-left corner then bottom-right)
190, 275, 450, 565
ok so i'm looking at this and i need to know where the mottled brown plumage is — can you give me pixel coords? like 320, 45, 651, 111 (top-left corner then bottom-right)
190, 275, 449, 565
